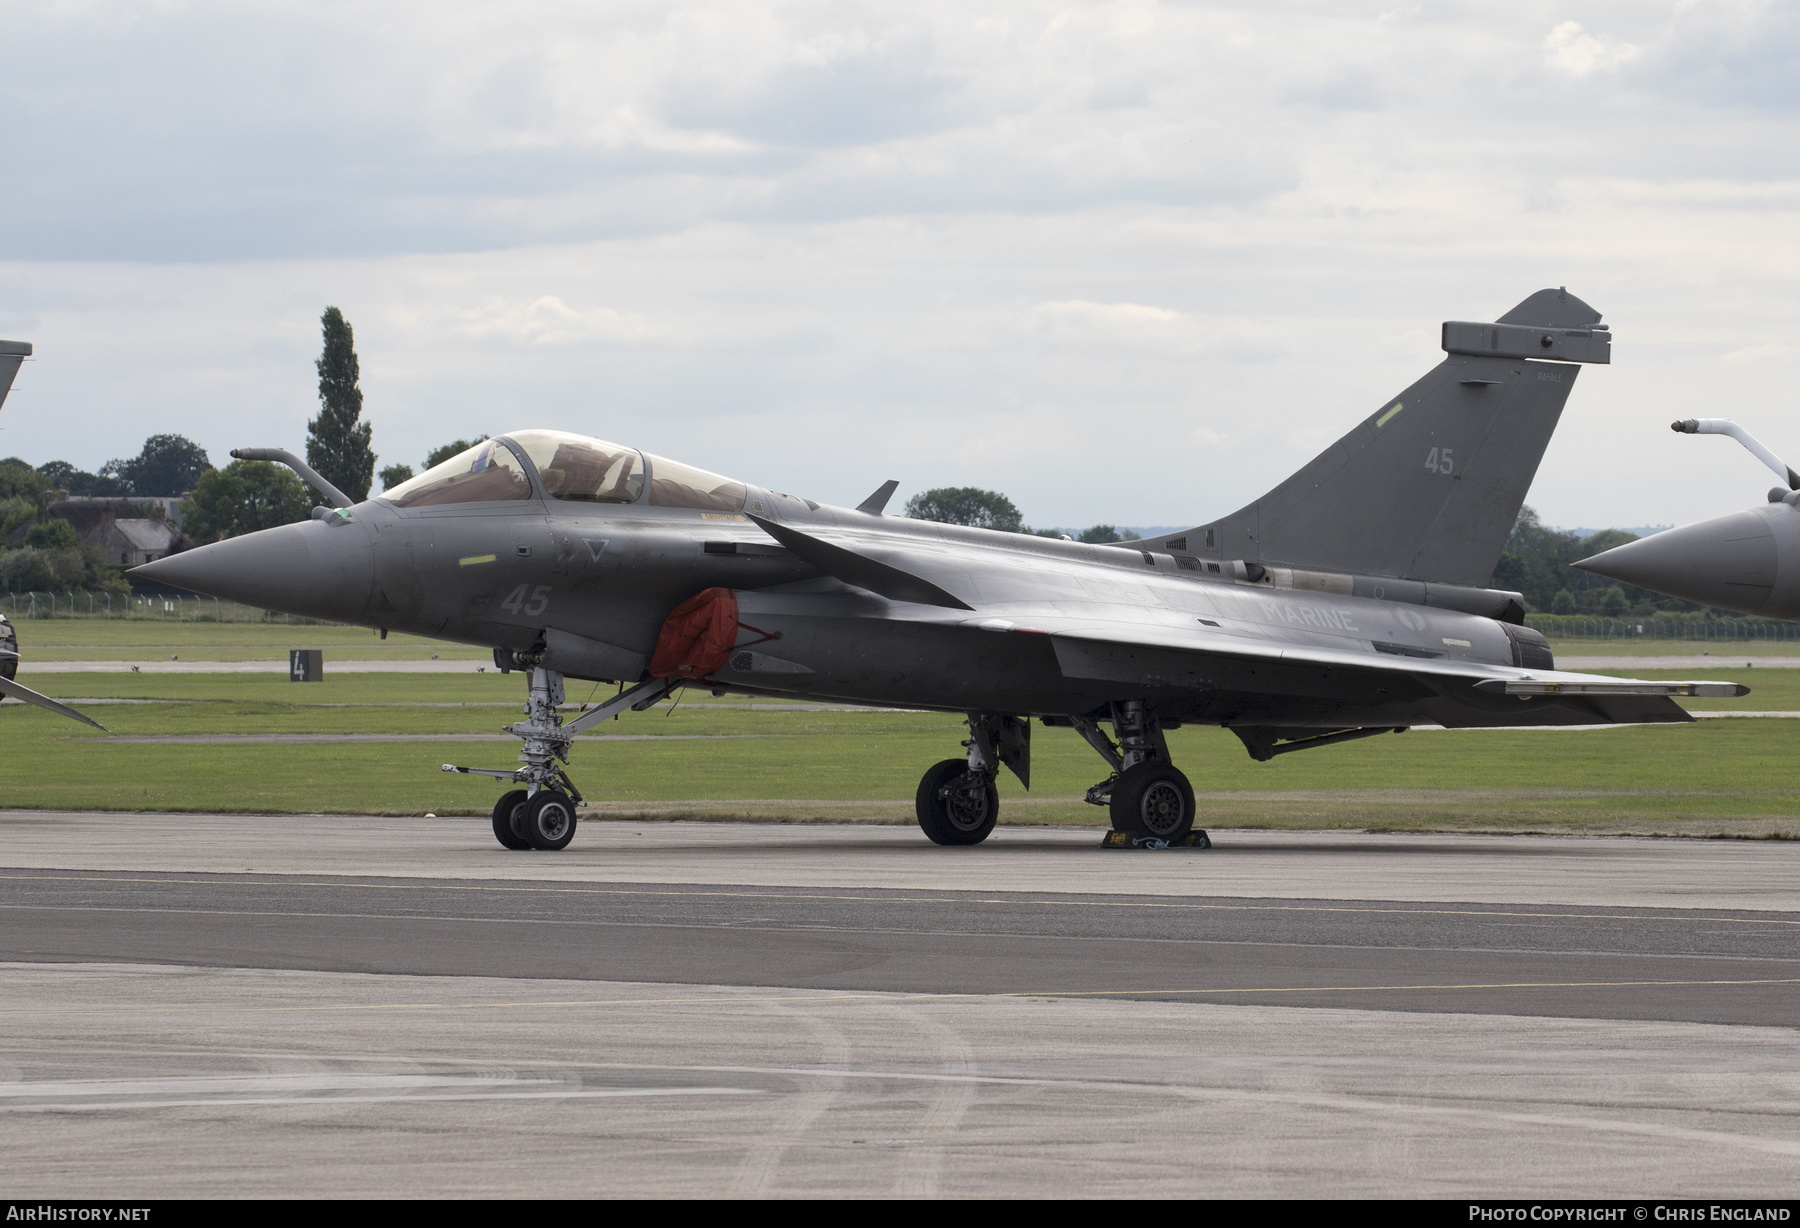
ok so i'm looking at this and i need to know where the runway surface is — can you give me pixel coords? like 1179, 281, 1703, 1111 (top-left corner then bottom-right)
6, 812, 1796, 908
6, 868, 1798, 1025
4, 814, 1798, 1197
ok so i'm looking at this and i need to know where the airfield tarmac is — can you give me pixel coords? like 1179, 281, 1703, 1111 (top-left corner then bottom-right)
2, 814, 1798, 1197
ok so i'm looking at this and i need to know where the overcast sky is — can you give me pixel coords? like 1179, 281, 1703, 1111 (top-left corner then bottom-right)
1, 0, 1796, 530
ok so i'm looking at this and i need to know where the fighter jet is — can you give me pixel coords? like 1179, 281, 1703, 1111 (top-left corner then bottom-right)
133, 289, 1746, 852
0, 339, 106, 730
1576, 419, 1800, 618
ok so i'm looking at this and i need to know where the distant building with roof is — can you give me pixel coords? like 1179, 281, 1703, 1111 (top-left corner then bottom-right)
12, 495, 191, 566
42, 492, 188, 530
96, 517, 181, 566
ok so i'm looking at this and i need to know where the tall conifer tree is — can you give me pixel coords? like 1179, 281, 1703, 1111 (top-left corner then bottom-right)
306, 306, 376, 502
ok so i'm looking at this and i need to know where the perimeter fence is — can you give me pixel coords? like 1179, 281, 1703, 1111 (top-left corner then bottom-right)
1523, 614, 1800, 641
4, 590, 338, 625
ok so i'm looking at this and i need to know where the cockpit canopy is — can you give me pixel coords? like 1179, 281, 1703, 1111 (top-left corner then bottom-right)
378, 429, 746, 513
513, 431, 643, 505
380, 438, 530, 508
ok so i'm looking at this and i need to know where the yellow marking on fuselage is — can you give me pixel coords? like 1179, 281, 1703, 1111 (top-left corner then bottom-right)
1376, 402, 1404, 427
459, 554, 497, 567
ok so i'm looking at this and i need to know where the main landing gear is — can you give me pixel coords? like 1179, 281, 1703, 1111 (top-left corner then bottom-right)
913, 702, 1196, 845
915, 713, 1028, 845
444, 654, 675, 851
1072, 701, 1196, 841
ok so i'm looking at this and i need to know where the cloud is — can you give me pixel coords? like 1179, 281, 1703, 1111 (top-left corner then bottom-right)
2, 3, 1800, 529
448, 296, 659, 348
1025, 299, 1189, 349
659, 31, 967, 148
0, 1, 1304, 260
1643, 0, 1800, 113
1284, 71, 1384, 112
1543, 22, 1641, 78
1721, 341, 1797, 364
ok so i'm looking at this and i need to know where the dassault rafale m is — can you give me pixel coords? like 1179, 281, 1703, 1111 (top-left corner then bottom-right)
1577, 418, 1800, 618
132, 289, 1746, 852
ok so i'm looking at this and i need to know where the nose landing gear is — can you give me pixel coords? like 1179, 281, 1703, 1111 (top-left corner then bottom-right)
447, 659, 676, 851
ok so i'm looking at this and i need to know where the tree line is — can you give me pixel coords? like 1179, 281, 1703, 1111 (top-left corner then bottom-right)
0, 307, 489, 593
903, 487, 1142, 543
1492, 506, 1677, 616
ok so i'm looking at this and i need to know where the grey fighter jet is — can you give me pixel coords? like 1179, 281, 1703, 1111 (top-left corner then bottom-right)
1576, 419, 1800, 618
0, 339, 106, 730
133, 290, 1745, 852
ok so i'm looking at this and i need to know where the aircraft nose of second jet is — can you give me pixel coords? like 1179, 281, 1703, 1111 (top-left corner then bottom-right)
1575, 509, 1780, 613
131, 517, 376, 623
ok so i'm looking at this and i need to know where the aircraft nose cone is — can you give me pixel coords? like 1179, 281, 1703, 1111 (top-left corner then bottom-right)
1574, 510, 1776, 613
132, 519, 375, 622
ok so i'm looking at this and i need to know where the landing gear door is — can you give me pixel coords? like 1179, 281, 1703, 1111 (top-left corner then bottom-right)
971, 712, 1031, 789
996, 715, 1030, 790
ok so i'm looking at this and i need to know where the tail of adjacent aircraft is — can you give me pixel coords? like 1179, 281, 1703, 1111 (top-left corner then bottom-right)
1164, 289, 1610, 588
0, 340, 28, 414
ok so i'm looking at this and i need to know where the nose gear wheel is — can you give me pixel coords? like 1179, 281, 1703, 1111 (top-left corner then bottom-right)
521, 790, 578, 851
491, 789, 531, 850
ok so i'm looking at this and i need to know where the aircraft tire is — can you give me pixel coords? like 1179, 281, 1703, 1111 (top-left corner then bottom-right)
521, 790, 579, 851
915, 758, 999, 846
491, 790, 532, 850
1109, 762, 1195, 841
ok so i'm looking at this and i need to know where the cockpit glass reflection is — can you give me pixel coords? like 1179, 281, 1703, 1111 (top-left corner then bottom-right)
380, 440, 531, 508
510, 430, 644, 504
645, 454, 747, 513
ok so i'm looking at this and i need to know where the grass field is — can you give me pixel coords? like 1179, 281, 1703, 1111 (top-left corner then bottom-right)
6, 630, 1798, 833
6, 621, 489, 661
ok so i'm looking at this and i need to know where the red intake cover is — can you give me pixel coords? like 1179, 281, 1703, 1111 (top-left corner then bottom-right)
648, 587, 739, 679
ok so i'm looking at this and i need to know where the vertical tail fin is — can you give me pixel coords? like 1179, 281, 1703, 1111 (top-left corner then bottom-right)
0, 340, 28, 414
1162, 290, 1608, 587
